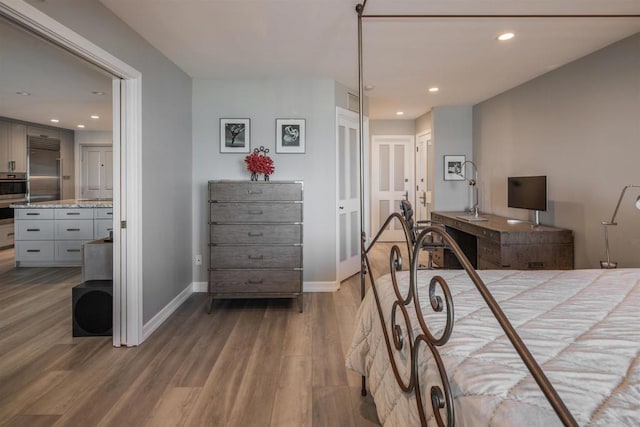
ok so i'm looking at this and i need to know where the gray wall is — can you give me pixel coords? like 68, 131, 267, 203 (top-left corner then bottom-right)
28, 0, 194, 321
370, 119, 415, 135
473, 34, 640, 268
192, 78, 338, 284
432, 106, 474, 212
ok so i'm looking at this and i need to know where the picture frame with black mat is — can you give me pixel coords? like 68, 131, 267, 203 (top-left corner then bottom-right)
276, 118, 305, 153
220, 118, 250, 153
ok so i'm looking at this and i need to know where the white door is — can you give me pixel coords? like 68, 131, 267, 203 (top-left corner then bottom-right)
81, 145, 113, 200
336, 108, 361, 282
371, 135, 415, 241
415, 132, 432, 222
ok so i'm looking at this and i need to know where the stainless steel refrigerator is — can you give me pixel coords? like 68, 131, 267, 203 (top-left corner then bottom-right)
28, 136, 61, 202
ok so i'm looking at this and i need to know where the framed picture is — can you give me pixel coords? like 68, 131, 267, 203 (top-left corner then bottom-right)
276, 119, 305, 153
444, 155, 465, 180
220, 118, 250, 153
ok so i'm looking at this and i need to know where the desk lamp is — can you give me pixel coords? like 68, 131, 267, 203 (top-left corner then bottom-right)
456, 160, 486, 221
600, 184, 640, 269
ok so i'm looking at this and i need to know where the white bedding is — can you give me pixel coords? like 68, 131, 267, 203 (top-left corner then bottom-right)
346, 269, 640, 426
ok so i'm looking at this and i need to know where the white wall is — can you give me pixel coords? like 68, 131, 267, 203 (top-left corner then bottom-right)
28, 0, 194, 322
474, 34, 640, 268
192, 79, 338, 285
370, 119, 415, 136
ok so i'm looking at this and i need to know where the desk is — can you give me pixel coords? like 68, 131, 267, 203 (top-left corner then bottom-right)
431, 212, 574, 270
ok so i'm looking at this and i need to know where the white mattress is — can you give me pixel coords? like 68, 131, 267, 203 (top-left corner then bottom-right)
346, 269, 640, 426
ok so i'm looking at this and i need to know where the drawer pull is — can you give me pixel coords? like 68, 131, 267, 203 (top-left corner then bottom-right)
107, 228, 113, 231
66, 228, 81, 232
247, 189, 263, 195
26, 228, 41, 232
7, 232, 14, 237
26, 213, 40, 216
66, 212, 81, 216
107, 212, 113, 215
26, 249, 40, 253
248, 210, 263, 215
67, 249, 81, 253
248, 255, 264, 260
247, 279, 264, 285
248, 232, 264, 237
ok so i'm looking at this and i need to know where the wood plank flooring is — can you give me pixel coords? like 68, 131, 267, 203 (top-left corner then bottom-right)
0, 246, 392, 426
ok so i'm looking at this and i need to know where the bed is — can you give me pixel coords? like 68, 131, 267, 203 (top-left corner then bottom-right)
346, 214, 640, 426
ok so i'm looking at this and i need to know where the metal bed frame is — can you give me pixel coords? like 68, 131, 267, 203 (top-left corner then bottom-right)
352, 3, 640, 425
359, 213, 577, 426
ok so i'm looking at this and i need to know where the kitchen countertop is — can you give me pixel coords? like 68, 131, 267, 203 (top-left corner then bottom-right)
11, 199, 113, 208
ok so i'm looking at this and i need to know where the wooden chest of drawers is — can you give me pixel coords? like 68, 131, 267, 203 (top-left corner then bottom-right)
208, 180, 303, 312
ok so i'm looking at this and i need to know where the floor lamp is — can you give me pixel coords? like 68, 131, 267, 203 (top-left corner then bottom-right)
600, 185, 640, 269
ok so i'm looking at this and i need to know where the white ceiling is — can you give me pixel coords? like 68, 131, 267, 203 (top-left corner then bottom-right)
99, 0, 640, 119
1, 1, 638, 128
0, 17, 113, 132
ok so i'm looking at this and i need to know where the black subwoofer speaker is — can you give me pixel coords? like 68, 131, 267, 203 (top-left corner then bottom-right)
72, 280, 113, 337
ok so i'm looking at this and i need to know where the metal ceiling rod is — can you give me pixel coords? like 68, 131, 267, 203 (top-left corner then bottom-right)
361, 13, 640, 19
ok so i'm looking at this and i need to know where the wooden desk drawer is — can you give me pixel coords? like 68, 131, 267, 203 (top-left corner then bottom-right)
15, 220, 54, 240
55, 220, 94, 240
211, 224, 301, 244
209, 270, 301, 294
211, 245, 301, 269
478, 239, 501, 265
210, 182, 302, 201
211, 202, 302, 223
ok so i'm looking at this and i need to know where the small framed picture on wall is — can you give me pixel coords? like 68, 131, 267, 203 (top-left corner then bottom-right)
220, 118, 250, 153
444, 155, 465, 180
276, 119, 306, 153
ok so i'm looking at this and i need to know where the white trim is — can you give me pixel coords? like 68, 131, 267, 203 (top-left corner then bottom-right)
304, 281, 340, 292
0, 0, 144, 346
141, 283, 193, 341
192, 281, 208, 293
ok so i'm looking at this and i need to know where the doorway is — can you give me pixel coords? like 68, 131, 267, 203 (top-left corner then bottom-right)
371, 135, 415, 241
0, 2, 143, 346
415, 131, 432, 222
80, 145, 113, 200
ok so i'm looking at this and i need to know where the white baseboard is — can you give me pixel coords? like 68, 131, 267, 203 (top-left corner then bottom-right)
192, 281, 207, 292
304, 281, 339, 292
192, 280, 338, 293
142, 282, 193, 341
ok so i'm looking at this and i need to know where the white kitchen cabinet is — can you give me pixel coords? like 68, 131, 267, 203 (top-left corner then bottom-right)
14, 206, 112, 267
10, 123, 27, 173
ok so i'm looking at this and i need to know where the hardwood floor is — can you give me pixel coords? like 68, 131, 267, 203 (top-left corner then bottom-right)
0, 246, 390, 427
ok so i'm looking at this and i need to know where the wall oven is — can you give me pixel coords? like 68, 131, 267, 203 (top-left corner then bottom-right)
0, 172, 28, 225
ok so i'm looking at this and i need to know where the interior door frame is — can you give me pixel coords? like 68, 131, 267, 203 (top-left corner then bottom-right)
370, 134, 415, 241
335, 107, 369, 283
415, 130, 432, 222
0, 1, 143, 346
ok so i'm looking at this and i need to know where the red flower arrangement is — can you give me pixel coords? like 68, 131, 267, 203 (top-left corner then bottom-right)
244, 146, 275, 180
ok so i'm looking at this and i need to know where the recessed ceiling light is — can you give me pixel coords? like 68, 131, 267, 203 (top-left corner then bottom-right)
497, 32, 515, 41
396, 111, 404, 116
77, 124, 85, 128
50, 119, 59, 123
364, 85, 375, 91
90, 115, 100, 119
429, 87, 439, 93
91, 91, 105, 96
16, 91, 31, 96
